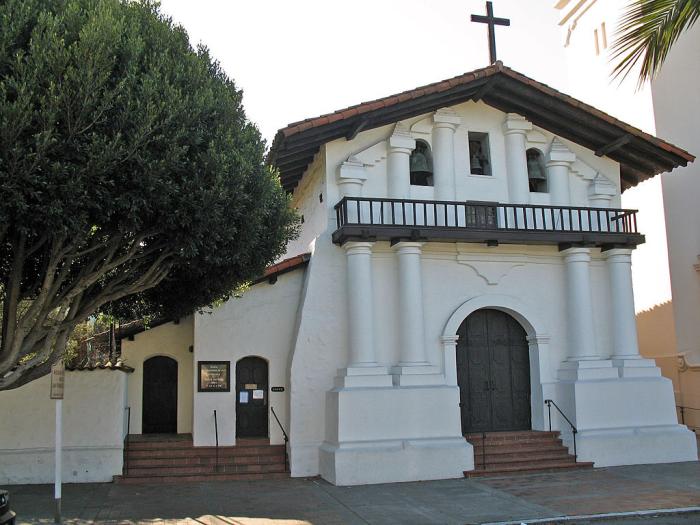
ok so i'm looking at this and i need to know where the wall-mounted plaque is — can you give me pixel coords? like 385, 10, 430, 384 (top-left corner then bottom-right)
271, 386, 285, 392
198, 361, 230, 392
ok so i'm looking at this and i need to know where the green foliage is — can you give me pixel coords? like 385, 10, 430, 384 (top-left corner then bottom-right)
611, 0, 700, 85
0, 0, 299, 388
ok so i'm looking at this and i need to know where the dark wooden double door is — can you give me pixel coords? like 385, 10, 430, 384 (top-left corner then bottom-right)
236, 356, 269, 438
456, 309, 531, 434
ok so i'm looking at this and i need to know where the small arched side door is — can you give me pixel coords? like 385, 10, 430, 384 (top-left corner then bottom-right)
142, 356, 178, 434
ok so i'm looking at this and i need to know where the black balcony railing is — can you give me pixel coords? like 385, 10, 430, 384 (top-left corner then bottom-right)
332, 197, 643, 248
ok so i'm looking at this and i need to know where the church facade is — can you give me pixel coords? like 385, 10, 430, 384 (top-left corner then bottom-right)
1, 63, 697, 486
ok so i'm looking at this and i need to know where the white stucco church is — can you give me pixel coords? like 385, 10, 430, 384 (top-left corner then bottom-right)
1, 61, 698, 486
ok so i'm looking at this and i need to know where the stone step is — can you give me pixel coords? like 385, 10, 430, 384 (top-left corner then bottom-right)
126, 454, 286, 468
124, 462, 286, 478
126, 445, 285, 459
465, 460, 594, 478
114, 471, 290, 484
125, 439, 272, 451
474, 450, 573, 465
470, 440, 565, 453
465, 430, 561, 441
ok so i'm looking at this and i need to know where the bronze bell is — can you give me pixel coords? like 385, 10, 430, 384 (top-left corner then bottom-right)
410, 141, 433, 186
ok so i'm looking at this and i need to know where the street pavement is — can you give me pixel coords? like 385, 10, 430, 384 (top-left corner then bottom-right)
6, 461, 700, 525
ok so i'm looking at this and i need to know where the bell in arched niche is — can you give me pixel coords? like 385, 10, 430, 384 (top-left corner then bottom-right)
409, 140, 433, 186
526, 148, 547, 193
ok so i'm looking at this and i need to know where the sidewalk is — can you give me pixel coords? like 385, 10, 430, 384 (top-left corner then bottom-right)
8, 461, 700, 525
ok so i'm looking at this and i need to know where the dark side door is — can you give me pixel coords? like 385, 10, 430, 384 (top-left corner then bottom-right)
236, 356, 269, 438
142, 356, 178, 434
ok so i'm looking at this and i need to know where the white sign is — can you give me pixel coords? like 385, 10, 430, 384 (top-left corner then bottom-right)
50, 362, 65, 400
253, 389, 264, 400
239, 391, 249, 404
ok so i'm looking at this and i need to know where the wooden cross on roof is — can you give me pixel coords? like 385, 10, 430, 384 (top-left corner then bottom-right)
471, 1, 511, 64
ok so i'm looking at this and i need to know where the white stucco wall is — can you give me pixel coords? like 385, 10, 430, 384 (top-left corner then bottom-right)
120, 317, 194, 435
0, 370, 127, 484
193, 267, 306, 447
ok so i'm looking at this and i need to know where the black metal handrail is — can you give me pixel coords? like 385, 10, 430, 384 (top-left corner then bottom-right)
213, 409, 219, 473
334, 196, 639, 235
270, 406, 289, 472
123, 406, 130, 476
545, 399, 578, 458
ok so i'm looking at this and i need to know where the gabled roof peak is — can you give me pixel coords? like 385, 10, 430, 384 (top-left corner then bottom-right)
268, 62, 693, 194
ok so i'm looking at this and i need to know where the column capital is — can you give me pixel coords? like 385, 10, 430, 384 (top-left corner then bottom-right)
502, 113, 532, 135
433, 108, 461, 130
440, 334, 460, 345
527, 334, 551, 345
343, 241, 374, 255
603, 248, 634, 262
561, 246, 591, 263
392, 241, 424, 254
546, 137, 576, 167
388, 124, 416, 153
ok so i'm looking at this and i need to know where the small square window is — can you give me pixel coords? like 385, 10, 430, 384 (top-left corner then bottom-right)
468, 132, 492, 176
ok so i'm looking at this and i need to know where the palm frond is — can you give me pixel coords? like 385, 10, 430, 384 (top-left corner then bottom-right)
610, 0, 700, 86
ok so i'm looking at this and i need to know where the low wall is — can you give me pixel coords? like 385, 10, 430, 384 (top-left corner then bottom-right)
0, 369, 127, 484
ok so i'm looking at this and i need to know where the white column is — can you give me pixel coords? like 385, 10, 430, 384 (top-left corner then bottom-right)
562, 248, 599, 361
387, 126, 415, 199
605, 249, 641, 360
392, 242, 442, 385
432, 108, 461, 201
394, 242, 429, 365
546, 138, 575, 206
338, 242, 391, 388
503, 113, 532, 204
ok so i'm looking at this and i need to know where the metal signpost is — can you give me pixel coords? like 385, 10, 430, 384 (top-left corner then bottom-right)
50, 361, 65, 524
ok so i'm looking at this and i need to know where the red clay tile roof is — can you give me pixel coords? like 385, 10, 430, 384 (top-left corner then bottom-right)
254, 252, 311, 284
268, 61, 694, 193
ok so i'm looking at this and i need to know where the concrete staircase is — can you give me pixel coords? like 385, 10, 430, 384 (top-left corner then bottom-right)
464, 430, 594, 478
115, 434, 288, 484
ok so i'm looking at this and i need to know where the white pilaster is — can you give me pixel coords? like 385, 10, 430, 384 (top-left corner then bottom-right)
503, 113, 532, 204
588, 175, 617, 209
432, 109, 461, 201
441, 335, 459, 386
337, 242, 391, 387
391, 242, 441, 385
387, 125, 415, 199
546, 138, 575, 206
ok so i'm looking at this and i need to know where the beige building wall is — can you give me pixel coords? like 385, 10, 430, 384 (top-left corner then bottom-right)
121, 317, 194, 434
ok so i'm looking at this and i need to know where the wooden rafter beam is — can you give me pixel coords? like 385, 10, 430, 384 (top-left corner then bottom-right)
595, 134, 632, 157
472, 77, 500, 102
345, 118, 370, 141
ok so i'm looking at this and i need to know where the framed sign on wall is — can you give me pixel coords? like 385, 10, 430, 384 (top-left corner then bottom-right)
198, 361, 231, 392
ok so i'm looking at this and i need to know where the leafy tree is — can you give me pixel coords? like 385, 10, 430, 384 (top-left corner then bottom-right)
611, 0, 700, 84
0, 0, 298, 389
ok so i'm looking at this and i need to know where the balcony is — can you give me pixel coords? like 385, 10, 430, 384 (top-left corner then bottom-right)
332, 197, 644, 249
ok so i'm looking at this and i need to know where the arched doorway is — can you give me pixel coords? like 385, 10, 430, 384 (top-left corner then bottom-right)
142, 356, 178, 434
236, 356, 269, 438
456, 309, 531, 434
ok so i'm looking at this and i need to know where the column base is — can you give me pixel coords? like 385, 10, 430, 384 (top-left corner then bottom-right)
612, 357, 661, 377
335, 366, 393, 388
391, 364, 443, 386
574, 425, 697, 467
319, 437, 472, 485
557, 359, 619, 381
555, 371, 697, 467
321, 384, 471, 485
